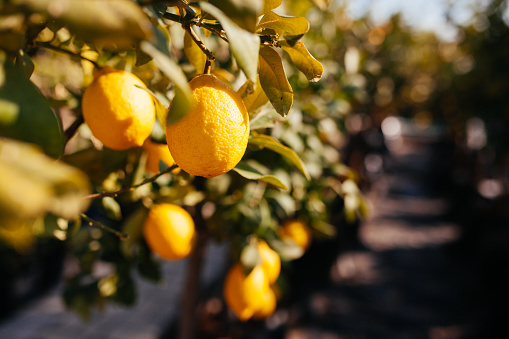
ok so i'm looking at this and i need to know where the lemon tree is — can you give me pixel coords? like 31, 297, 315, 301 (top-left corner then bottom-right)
0, 0, 367, 336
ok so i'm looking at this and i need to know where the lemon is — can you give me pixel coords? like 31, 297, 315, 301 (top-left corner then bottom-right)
223, 263, 269, 321
82, 66, 155, 150
258, 240, 281, 285
279, 220, 312, 251
142, 139, 180, 174
166, 74, 249, 178
252, 287, 277, 320
143, 203, 195, 260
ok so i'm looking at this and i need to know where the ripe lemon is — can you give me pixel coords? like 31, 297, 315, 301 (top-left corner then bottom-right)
166, 74, 249, 178
82, 66, 155, 150
142, 139, 180, 174
143, 203, 195, 260
253, 287, 277, 320
258, 240, 281, 285
223, 263, 269, 321
279, 220, 312, 251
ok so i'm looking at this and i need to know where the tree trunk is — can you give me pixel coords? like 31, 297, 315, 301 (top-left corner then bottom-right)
177, 204, 208, 339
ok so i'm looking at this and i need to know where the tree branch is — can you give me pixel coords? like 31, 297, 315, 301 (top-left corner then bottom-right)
86, 165, 179, 199
34, 41, 101, 69
183, 24, 215, 74
64, 115, 84, 143
81, 213, 130, 240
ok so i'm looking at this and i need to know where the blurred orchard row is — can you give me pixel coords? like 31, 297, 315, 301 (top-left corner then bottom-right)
1, 0, 509, 337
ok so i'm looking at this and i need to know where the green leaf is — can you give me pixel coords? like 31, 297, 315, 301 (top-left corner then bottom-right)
15, 49, 34, 78
259, 46, 293, 117
271, 239, 304, 261
257, 11, 309, 45
233, 161, 288, 190
240, 238, 261, 274
184, 29, 207, 74
281, 41, 323, 82
238, 76, 269, 113
249, 134, 310, 180
135, 85, 169, 134
63, 147, 129, 185
209, 0, 263, 32
137, 245, 162, 283
0, 60, 64, 158
120, 205, 149, 258
102, 197, 122, 221
140, 41, 193, 125
199, 2, 260, 83
135, 22, 170, 66
263, 0, 282, 14
249, 109, 281, 130
16, 0, 154, 50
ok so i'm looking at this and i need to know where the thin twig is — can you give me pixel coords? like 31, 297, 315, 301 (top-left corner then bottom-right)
86, 164, 178, 199
183, 24, 215, 64
162, 12, 229, 43
64, 115, 84, 143
35, 41, 100, 69
81, 213, 130, 240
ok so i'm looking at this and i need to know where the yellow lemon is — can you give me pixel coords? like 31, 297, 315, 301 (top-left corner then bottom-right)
166, 74, 249, 178
223, 263, 269, 321
253, 287, 277, 320
143, 203, 195, 260
258, 240, 281, 285
82, 66, 155, 150
279, 220, 312, 251
142, 139, 180, 174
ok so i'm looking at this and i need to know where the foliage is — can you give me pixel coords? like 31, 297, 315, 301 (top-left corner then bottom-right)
0, 0, 365, 326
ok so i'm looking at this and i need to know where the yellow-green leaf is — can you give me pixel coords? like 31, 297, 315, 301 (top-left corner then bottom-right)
135, 85, 169, 132
257, 11, 309, 43
15, 0, 153, 50
140, 41, 193, 125
238, 76, 269, 113
281, 41, 323, 82
209, 0, 263, 32
259, 46, 293, 117
249, 134, 310, 180
200, 2, 260, 83
0, 138, 91, 221
263, 0, 282, 14
233, 161, 288, 190
184, 29, 207, 74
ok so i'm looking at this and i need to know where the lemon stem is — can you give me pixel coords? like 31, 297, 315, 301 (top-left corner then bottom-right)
86, 164, 179, 199
34, 41, 101, 69
183, 24, 215, 74
80, 213, 130, 240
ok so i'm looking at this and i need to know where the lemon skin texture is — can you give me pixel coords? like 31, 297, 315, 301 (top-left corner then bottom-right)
166, 74, 249, 178
82, 67, 155, 150
258, 240, 281, 285
143, 203, 195, 260
223, 263, 270, 321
